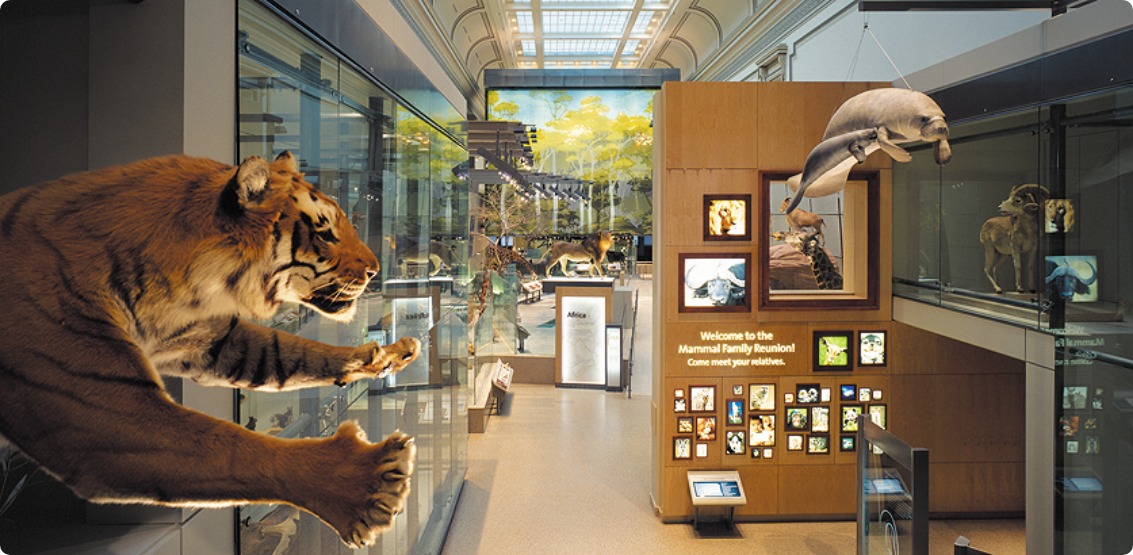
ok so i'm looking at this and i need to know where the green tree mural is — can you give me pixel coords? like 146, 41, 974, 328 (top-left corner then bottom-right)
486, 89, 655, 236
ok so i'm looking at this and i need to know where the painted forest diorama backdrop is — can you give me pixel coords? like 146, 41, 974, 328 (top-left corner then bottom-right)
486, 89, 655, 238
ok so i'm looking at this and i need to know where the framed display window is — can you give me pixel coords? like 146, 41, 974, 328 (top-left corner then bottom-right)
840, 384, 857, 401
858, 387, 872, 403
749, 414, 776, 447
689, 385, 716, 412
733, 385, 744, 396
677, 417, 694, 434
810, 406, 830, 433
704, 194, 752, 242
696, 443, 709, 458
674, 437, 692, 460
749, 384, 776, 411
696, 416, 717, 441
678, 253, 752, 313
869, 404, 888, 429
725, 431, 746, 455
841, 405, 863, 432
726, 399, 744, 425
786, 408, 809, 431
807, 435, 830, 455
787, 434, 804, 451
674, 398, 687, 413
1045, 255, 1098, 303
814, 331, 852, 371
796, 383, 821, 404
759, 170, 880, 310
1044, 198, 1075, 234
858, 331, 887, 366
840, 435, 857, 452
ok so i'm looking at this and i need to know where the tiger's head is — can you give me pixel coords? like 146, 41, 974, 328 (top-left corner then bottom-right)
223, 151, 378, 322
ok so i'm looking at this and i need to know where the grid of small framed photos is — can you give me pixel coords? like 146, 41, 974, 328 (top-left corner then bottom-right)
672, 385, 718, 460
813, 330, 888, 372
747, 383, 776, 459
1060, 384, 1105, 457
784, 382, 888, 455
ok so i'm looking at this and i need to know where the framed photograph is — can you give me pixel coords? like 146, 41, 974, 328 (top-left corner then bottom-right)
763, 448, 774, 459
1045, 255, 1098, 303
749, 414, 776, 447
787, 434, 804, 451
841, 405, 863, 433
858, 388, 872, 403
873, 389, 883, 401
733, 385, 744, 396
1063, 386, 1088, 410
869, 404, 887, 429
696, 417, 717, 441
725, 431, 746, 455
677, 417, 694, 434
678, 253, 752, 313
858, 331, 887, 366
704, 194, 752, 242
1060, 415, 1079, 437
840, 384, 857, 401
840, 435, 857, 452
673, 437, 692, 460
751, 447, 762, 459
689, 385, 716, 412
786, 408, 809, 431
726, 399, 744, 425
821, 388, 832, 403
674, 388, 684, 398
1044, 198, 1075, 233
749, 384, 776, 411
810, 406, 830, 433
1086, 435, 1099, 454
796, 384, 820, 404
1066, 440, 1079, 454
1092, 388, 1104, 410
807, 435, 830, 455
785, 393, 795, 404
814, 331, 853, 371
674, 398, 687, 413
696, 443, 709, 458
1084, 417, 1098, 431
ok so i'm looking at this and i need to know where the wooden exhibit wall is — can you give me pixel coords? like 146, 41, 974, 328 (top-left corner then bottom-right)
651, 82, 1025, 521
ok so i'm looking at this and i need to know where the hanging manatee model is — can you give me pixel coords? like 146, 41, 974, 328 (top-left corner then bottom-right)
785, 88, 952, 214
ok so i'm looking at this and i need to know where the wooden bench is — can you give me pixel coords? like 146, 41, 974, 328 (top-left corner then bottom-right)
468, 360, 514, 433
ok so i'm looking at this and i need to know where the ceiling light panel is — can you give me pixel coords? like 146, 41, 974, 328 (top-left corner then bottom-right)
622, 39, 639, 56
543, 11, 630, 34
541, 0, 633, 3
543, 39, 619, 56
631, 11, 655, 34
521, 40, 536, 54
516, 11, 534, 33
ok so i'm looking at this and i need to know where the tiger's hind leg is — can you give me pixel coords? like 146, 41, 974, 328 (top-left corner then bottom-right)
11, 378, 414, 549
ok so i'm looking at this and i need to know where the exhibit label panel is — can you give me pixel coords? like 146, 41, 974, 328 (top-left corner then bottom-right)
391, 296, 433, 386
561, 296, 607, 385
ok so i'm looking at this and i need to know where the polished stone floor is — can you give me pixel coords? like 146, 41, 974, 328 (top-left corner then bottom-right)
440, 277, 1025, 555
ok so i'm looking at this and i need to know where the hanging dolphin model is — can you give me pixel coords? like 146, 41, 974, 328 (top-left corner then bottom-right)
785, 88, 951, 214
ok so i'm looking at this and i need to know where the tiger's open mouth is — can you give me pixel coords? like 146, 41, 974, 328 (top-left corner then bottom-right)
305, 286, 363, 316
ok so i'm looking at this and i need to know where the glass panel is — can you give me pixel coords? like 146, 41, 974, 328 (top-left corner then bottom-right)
237, 2, 470, 553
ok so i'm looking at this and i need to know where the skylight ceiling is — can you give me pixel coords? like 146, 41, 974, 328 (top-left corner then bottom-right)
507, 2, 669, 69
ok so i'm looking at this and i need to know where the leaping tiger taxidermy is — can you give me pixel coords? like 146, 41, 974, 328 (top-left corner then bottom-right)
0, 151, 422, 548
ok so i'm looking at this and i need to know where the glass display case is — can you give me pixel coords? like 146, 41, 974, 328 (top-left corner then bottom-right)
237, 1, 470, 552
893, 81, 1133, 555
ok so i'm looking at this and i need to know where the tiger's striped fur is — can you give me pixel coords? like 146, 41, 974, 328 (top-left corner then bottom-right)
0, 151, 420, 548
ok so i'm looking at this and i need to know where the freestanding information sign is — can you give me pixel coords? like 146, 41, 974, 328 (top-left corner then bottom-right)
686, 470, 746, 529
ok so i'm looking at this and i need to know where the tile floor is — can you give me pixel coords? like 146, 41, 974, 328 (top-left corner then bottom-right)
440, 278, 1025, 555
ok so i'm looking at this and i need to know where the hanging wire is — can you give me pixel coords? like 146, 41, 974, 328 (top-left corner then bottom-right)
866, 23, 913, 90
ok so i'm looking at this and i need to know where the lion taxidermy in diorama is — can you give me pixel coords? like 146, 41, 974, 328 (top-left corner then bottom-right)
0, 152, 423, 548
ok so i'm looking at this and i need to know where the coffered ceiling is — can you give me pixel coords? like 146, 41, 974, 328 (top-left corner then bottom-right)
389, 0, 813, 115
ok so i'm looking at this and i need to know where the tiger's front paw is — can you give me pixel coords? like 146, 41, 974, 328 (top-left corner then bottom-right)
332, 427, 416, 548
365, 337, 420, 379
339, 337, 420, 386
